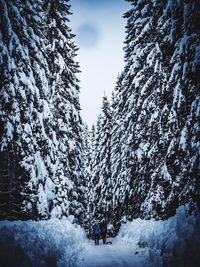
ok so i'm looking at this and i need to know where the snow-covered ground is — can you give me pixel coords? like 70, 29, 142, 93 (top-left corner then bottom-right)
0, 205, 200, 267
0, 218, 87, 267
115, 204, 200, 267
77, 204, 200, 267
77, 240, 145, 267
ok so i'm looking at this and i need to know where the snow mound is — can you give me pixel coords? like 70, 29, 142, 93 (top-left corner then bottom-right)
0, 219, 87, 267
115, 205, 200, 267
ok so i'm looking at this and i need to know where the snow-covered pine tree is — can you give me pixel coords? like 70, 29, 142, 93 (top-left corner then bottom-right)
88, 115, 102, 221
88, 96, 113, 222
44, 0, 85, 221
82, 123, 92, 226
83, 124, 96, 230
111, 0, 200, 221
110, 73, 131, 223
0, 0, 53, 219
0, 0, 85, 221
111, 0, 170, 220
83, 123, 92, 182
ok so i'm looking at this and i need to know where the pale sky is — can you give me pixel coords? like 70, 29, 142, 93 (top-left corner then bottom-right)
70, 0, 130, 127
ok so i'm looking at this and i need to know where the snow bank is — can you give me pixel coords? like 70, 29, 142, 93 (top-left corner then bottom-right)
115, 205, 200, 267
0, 219, 87, 267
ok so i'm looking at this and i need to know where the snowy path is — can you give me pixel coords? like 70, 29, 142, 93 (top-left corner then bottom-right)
77, 240, 146, 267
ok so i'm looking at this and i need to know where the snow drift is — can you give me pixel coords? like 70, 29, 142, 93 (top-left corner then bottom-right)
0, 218, 87, 267
115, 204, 200, 267
1, 205, 200, 267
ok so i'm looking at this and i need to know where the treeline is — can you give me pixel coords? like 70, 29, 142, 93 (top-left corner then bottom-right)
0, 0, 199, 228
0, 0, 85, 221
86, 0, 200, 227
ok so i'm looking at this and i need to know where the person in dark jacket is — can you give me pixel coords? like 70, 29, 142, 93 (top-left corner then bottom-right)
100, 220, 107, 244
93, 223, 101, 245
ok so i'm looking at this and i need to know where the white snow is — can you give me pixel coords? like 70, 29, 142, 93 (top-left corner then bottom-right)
0, 219, 87, 267
77, 205, 200, 267
115, 205, 200, 267
77, 240, 145, 267
0, 205, 200, 267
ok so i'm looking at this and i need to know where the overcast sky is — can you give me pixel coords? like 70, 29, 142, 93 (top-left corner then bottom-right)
70, 0, 130, 127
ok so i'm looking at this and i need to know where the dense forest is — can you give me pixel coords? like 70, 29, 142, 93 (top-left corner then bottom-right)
0, 0, 199, 233
0, 0, 85, 221
87, 0, 200, 228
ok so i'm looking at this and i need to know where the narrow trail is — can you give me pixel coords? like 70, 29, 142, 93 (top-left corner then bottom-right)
77, 240, 147, 267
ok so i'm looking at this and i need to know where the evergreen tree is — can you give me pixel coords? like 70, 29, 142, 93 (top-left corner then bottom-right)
88, 96, 113, 222
0, 0, 85, 221
82, 123, 92, 225
111, 0, 200, 221
111, 73, 130, 223
44, 0, 85, 221
83, 123, 92, 180
0, 0, 53, 219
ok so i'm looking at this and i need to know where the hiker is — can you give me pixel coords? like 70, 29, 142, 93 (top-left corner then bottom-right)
100, 220, 107, 244
93, 223, 101, 245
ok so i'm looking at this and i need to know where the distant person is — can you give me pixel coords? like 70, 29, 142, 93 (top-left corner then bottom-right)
93, 223, 101, 245
100, 220, 107, 244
